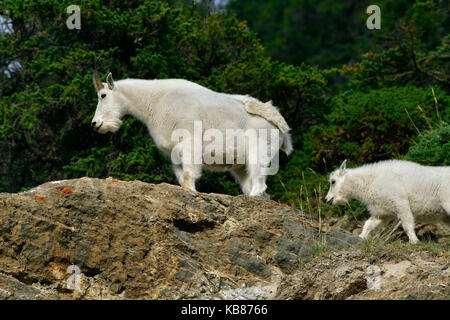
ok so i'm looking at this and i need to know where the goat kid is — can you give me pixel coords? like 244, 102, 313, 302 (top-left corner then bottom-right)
325, 160, 450, 243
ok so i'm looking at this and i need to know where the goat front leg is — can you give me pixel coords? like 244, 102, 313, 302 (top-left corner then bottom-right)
360, 216, 384, 240
396, 201, 419, 244
172, 163, 184, 186
181, 163, 202, 192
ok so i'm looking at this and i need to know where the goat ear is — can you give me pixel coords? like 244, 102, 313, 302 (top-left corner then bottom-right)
339, 159, 347, 174
106, 72, 115, 90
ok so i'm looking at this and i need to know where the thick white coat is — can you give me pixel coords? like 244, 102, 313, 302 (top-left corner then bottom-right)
325, 160, 450, 243
91, 74, 292, 196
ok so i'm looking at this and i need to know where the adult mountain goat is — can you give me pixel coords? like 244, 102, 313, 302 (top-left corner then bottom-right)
91, 71, 292, 196
325, 160, 450, 243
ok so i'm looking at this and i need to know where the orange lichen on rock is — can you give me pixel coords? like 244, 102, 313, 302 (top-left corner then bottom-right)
34, 195, 47, 203
57, 187, 74, 196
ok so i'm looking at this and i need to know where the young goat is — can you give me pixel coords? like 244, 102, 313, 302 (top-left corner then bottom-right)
325, 160, 450, 243
91, 71, 292, 196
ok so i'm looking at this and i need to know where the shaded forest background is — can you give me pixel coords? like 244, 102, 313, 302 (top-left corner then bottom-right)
0, 0, 449, 219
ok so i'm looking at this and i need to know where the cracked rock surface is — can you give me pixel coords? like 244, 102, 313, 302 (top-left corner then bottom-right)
0, 177, 358, 299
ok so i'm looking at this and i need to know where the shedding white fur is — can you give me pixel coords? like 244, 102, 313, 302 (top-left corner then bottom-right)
91, 72, 292, 196
325, 160, 450, 243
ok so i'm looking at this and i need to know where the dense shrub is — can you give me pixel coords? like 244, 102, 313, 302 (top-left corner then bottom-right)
406, 123, 450, 166
350, 34, 450, 91
226, 0, 449, 68
303, 86, 450, 171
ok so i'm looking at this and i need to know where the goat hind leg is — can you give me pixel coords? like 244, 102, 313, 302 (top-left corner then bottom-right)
396, 201, 419, 244
231, 167, 252, 195
247, 164, 267, 196
442, 201, 450, 225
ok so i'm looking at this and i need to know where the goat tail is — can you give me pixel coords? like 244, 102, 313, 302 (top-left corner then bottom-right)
281, 132, 293, 156
241, 96, 293, 155
241, 96, 291, 134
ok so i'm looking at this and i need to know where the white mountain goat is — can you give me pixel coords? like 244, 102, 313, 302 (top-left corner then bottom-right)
91, 71, 292, 196
325, 160, 450, 243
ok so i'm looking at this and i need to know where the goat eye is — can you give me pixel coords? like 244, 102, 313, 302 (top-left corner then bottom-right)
331, 180, 336, 185
101, 94, 106, 99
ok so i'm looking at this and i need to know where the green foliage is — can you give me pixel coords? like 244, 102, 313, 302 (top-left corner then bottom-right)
226, 0, 449, 68
304, 86, 450, 171
406, 123, 450, 166
0, 0, 327, 193
349, 33, 450, 91
226, 0, 373, 67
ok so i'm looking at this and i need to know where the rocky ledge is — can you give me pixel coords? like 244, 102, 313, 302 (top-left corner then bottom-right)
0, 177, 358, 299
